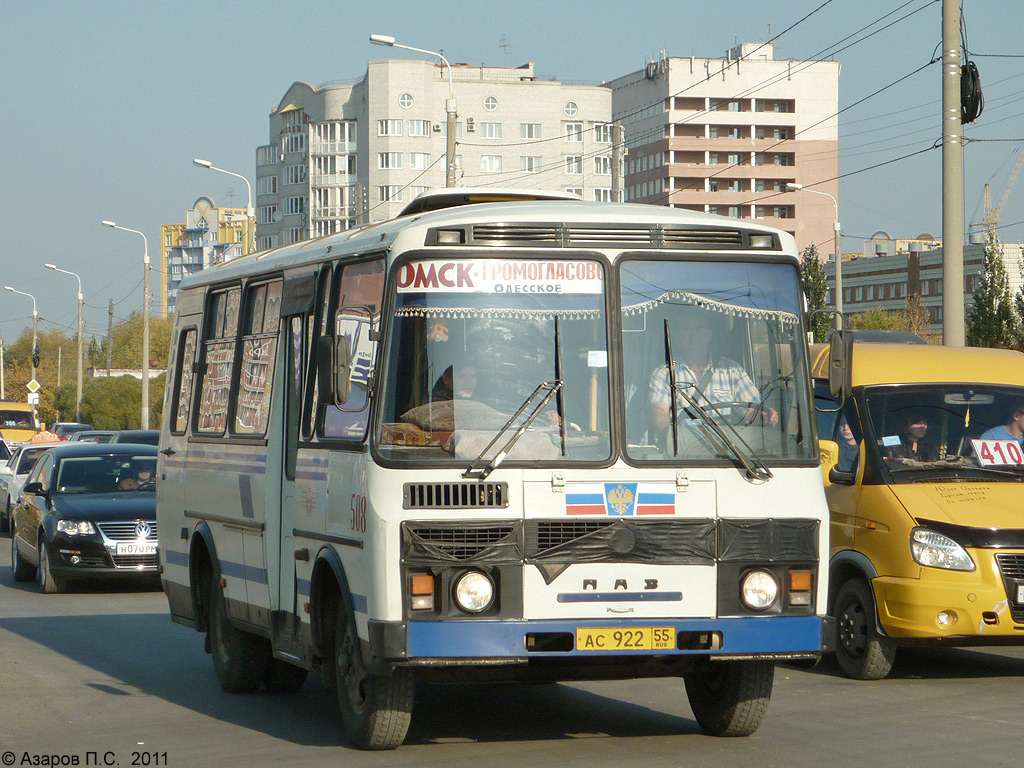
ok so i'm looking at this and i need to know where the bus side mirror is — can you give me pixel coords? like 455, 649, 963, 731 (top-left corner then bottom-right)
828, 330, 847, 399
316, 335, 351, 406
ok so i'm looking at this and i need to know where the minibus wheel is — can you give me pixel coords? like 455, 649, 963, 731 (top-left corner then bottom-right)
683, 659, 774, 736
334, 601, 414, 749
208, 579, 269, 692
833, 578, 896, 680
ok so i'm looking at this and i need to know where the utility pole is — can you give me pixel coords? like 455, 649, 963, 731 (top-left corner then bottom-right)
107, 300, 114, 376
942, 0, 965, 346
1, 338, 5, 399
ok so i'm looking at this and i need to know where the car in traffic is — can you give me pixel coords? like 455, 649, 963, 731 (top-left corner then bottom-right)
50, 422, 94, 440
110, 430, 160, 445
0, 441, 60, 533
10, 443, 159, 593
0, 439, 10, 462
0, 401, 39, 445
68, 430, 117, 443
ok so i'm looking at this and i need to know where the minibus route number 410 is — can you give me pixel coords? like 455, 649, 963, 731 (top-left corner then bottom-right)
157, 194, 832, 749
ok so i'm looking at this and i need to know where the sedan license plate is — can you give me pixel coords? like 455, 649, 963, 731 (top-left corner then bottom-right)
116, 542, 157, 556
576, 627, 675, 652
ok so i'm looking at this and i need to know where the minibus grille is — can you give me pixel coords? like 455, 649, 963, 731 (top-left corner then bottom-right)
995, 554, 1024, 623
404, 481, 509, 509
403, 522, 520, 563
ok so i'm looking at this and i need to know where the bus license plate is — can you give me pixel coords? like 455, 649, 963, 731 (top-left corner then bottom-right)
1017, 584, 1024, 604
116, 542, 157, 556
575, 627, 675, 652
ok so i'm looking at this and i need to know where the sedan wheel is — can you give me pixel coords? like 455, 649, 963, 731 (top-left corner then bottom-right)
38, 540, 68, 594
11, 531, 36, 582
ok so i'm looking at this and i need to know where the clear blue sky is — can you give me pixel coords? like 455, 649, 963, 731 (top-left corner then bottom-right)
2, 0, 1022, 347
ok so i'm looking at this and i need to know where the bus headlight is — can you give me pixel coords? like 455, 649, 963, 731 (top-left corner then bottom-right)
453, 570, 495, 613
911, 528, 975, 571
740, 570, 779, 611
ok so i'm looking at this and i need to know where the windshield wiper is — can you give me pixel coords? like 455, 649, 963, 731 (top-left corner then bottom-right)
461, 380, 563, 480
663, 320, 772, 482
553, 315, 567, 456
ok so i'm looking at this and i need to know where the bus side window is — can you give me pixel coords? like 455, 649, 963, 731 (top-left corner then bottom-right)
196, 287, 241, 434
321, 259, 385, 440
301, 265, 335, 441
171, 329, 197, 434
234, 280, 283, 436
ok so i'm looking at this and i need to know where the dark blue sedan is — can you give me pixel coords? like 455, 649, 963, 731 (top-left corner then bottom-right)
10, 443, 158, 593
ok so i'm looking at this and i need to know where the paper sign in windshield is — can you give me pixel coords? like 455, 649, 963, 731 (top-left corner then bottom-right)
972, 439, 1024, 466
396, 259, 603, 294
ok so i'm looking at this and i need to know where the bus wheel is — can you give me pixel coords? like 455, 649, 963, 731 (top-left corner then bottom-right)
684, 659, 774, 737
334, 601, 414, 750
833, 578, 896, 680
208, 579, 269, 693
264, 658, 309, 692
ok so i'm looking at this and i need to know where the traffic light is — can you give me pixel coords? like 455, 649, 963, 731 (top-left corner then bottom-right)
32, 346, 40, 369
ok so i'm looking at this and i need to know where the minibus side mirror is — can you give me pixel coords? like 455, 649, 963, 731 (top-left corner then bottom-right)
316, 335, 351, 406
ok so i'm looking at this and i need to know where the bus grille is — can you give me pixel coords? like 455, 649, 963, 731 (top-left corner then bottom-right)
461, 224, 766, 250
663, 227, 744, 246
404, 482, 508, 509
996, 554, 1024, 623
527, 521, 614, 552
403, 522, 519, 563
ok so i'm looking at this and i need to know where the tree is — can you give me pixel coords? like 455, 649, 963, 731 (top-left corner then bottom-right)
966, 231, 1019, 348
799, 244, 830, 342
848, 308, 906, 331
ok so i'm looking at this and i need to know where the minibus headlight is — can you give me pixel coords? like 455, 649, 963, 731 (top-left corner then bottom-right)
911, 528, 975, 571
740, 570, 779, 611
453, 570, 494, 613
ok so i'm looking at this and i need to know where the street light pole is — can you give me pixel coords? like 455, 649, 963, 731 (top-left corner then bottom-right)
44, 264, 83, 422
370, 34, 457, 188
5, 286, 38, 422
787, 183, 843, 328
193, 158, 256, 254
102, 220, 150, 430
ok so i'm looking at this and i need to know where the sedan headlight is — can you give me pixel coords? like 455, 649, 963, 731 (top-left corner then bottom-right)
57, 520, 96, 536
740, 569, 779, 611
453, 570, 495, 613
911, 528, 975, 571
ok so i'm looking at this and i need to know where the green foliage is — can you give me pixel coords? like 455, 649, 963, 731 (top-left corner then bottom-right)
799, 244, 831, 343
965, 232, 1020, 348
848, 308, 906, 331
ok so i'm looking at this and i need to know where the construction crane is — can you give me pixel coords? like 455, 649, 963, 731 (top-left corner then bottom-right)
981, 143, 1024, 238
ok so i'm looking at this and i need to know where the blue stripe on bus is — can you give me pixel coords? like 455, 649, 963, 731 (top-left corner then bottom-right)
406, 616, 824, 658
218, 559, 269, 586
637, 493, 674, 504
164, 549, 188, 567
566, 493, 605, 505
557, 592, 683, 603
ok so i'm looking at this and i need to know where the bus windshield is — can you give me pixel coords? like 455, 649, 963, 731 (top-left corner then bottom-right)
620, 258, 815, 463
377, 257, 611, 464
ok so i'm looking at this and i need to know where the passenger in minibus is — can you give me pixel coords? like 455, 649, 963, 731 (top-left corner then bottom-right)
980, 402, 1024, 446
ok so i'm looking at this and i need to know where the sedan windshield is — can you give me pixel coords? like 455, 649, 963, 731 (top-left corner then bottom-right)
56, 455, 157, 494
377, 257, 610, 465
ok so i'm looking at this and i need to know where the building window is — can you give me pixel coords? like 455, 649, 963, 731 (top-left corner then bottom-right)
409, 120, 430, 137
565, 122, 583, 142
258, 205, 278, 225
283, 197, 305, 216
409, 152, 431, 170
594, 156, 611, 175
284, 164, 306, 185
565, 156, 583, 174
281, 134, 305, 154
520, 156, 541, 173
378, 152, 403, 170
728, 180, 742, 192
481, 122, 502, 139
257, 145, 278, 166
521, 123, 541, 139
484, 96, 498, 111
594, 189, 612, 202
564, 101, 578, 117
258, 235, 277, 250
594, 123, 613, 143
565, 187, 583, 198
480, 155, 502, 173
708, 153, 720, 165
399, 93, 413, 108
257, 176, 278, 196
379, 186, 403, 202
377, 119, 403, 136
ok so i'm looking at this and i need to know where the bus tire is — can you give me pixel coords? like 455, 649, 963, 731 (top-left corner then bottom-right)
264, 658, 309, 692
833, 578, 896, 680
334, 600, 414, 750
12, 532, 36, 582
208, 579, 269, 693
684, 659, 774, 737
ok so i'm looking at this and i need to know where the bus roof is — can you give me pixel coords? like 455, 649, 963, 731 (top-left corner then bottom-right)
176, 200, 799, 293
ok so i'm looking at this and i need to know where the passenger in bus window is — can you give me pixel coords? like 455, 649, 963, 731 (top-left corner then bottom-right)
431, 365, 478, 402
649, 311, 779, 431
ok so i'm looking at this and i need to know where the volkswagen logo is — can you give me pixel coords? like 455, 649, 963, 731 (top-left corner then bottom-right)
135, 521, 153, 539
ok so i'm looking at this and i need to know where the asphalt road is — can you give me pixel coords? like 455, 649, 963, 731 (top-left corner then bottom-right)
1, 533, 1022, 768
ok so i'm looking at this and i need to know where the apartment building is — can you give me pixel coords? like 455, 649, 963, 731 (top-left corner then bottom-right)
606, 44, 840, 258
255, 59, 612, 249
160, 196, 247, 317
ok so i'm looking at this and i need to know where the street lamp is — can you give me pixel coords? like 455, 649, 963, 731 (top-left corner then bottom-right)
101, 220, 150, 430
193, 158, 256, 255
787, 182, 843, 326
44, 264, 83, 422
371, 33, 457, 188
5, 286, 38, 421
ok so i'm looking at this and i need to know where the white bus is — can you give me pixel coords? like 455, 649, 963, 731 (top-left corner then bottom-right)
157, 198, 831, 749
